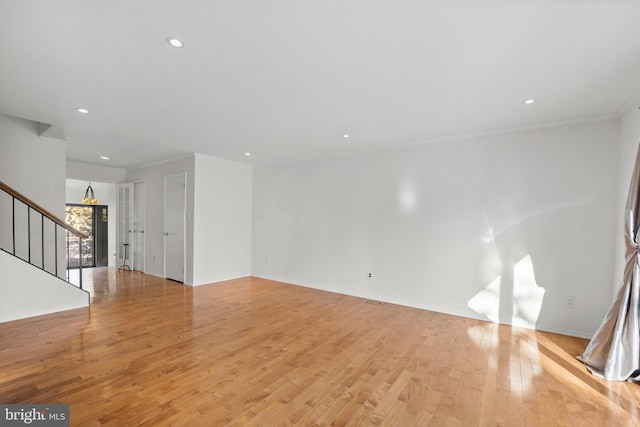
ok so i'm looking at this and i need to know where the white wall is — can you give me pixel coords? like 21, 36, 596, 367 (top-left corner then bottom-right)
613, 107, 640, 294
0, 251, 89, 322
0, 114, 66, 277
66, 160, 126, 184
192, 153, 252, 286
0, 114, 89, 321
124, 153, 252, 286
0, 114, 66, 216
252, 120, 619, 338
126, 156, 195, 282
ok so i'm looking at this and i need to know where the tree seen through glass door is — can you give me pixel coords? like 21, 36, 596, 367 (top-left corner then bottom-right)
66, 205, 94, 268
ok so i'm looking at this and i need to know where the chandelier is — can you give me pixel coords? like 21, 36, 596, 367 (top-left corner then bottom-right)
82, 183, 99, 205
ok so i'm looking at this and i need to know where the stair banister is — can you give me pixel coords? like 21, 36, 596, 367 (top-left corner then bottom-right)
0, 180, 89, 289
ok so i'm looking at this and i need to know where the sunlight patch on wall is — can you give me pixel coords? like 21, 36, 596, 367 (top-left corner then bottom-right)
467, 254, 545, 329
482, 228, 495, 243
511, 255, 545, 328
467, 276, 501, 323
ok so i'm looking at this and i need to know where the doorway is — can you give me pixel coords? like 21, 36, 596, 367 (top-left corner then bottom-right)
132, 182, 146, 272
65, 204, 108, 268
164, 174, 185, 282
116, 182, 146, 272
116, 184, 132, 270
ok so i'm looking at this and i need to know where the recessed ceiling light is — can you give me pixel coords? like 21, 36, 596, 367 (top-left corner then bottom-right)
245, 152, 251, 156
99, 155, 111, 160
343, 134, 350, 139
166, 37, 184, 48
77, 108, 89, 114
523, 99, 536, 105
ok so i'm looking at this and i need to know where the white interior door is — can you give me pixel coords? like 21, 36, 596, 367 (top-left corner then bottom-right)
116, 183, 133, 268
132, 181, 146, 272
164, 174, 185, 282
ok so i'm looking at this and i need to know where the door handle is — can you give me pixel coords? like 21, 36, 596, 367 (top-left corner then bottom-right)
163, 232, 169, 236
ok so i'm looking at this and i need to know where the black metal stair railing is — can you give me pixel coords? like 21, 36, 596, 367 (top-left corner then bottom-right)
0, 180, 88, 289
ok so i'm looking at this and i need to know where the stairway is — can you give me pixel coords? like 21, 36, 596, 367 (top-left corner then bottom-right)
0, 180, 89, 322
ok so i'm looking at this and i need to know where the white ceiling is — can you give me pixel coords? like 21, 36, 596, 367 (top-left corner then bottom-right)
2, 0, 640, 168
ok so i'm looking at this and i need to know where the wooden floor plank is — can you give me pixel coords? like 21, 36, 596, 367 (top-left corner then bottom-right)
1, 268, 639, 426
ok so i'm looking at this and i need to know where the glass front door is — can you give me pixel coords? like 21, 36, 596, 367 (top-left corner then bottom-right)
65, 204, 108, 268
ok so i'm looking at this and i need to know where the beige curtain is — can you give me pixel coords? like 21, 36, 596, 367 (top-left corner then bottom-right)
577, 144, 640, 382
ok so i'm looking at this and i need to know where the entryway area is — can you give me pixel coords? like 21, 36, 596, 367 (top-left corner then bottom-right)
65, 203, 109, 268
65, 180, 117, 270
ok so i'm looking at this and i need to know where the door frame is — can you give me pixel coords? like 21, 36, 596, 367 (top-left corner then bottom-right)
132, 180, 146, 273
116, 183, 133, 269
65, 203, 109, 268
163, 173, 186, 282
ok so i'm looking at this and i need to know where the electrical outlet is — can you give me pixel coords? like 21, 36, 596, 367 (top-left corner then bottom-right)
368, 273, 372, 278
564, 296, 575, 309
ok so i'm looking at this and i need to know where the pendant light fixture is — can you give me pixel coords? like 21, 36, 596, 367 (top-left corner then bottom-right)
82, 182, 99, 205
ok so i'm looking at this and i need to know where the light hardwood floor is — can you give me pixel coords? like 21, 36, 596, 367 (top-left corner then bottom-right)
1, 268, 639, 426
